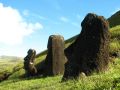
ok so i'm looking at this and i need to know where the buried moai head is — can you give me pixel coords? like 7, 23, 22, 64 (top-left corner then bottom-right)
43, 35, 66, 76
62, 13, 110, 80
24, 49, 37, 76
81, 13, 109, 37
24, 49, 36, 64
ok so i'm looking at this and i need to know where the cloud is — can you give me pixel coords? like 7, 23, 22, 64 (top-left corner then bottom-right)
0, 3, 43, 45
60, 16, 69, 22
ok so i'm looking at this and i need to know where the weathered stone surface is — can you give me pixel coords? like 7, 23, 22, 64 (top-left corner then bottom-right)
24, 49, 37, 76
62, 13, 110, 80
42, 35, 66, 76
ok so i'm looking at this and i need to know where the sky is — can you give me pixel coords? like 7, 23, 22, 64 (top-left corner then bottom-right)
0, 0, 120, 57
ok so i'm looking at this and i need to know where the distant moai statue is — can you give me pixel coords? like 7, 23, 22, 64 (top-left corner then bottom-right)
24, 49, 37, 76
62, 13, 110, 80
43, 35, 66, 76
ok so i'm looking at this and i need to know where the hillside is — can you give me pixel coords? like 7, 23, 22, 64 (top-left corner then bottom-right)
0, 25, 120, 90
108, 10, 120, 27
3, 21, 120, 80
0, 56, 23, 82
0, 56, 22, 73
0, 55, 22, 61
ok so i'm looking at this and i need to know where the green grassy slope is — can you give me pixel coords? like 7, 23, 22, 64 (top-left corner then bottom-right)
0, 56, 22, 73
0, 58, 120, 90
108, 10, 120, 28
0, 60, 22, 73
0, 57, 23, 82
110, 25, 120, 54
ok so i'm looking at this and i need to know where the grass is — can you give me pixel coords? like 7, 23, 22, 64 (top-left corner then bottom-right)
0, 58, 23, 82
0, 58, 120, 90
0, 60, 22, 74
0, 24, 120, 89
110, 25, 120, 54
110, 25, 120, 39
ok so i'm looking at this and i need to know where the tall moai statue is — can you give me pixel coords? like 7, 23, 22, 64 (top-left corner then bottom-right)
62, 13, 110, 80
24, 49, 37, 76
44, 35, 66, 76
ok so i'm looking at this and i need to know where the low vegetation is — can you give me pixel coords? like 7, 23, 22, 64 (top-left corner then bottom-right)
0, 56, 23, 82
0, 58, 120, 90
110, 25, 120, 55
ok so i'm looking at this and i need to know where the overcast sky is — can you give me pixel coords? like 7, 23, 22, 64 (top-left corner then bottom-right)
0, 0, 120, 57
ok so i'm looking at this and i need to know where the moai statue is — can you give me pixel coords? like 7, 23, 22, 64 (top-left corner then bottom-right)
43, 35, 66, 76
24, 49, 37, 76
62, 13, 110, 80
